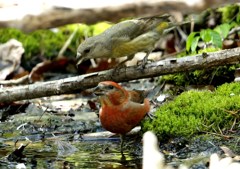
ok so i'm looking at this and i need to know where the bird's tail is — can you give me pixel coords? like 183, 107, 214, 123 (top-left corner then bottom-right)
137, 14, 189, 35
132, 81, 165, 102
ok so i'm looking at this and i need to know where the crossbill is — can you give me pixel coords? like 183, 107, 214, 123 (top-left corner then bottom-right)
76, 14, 177, 67
94, 81, 150, 153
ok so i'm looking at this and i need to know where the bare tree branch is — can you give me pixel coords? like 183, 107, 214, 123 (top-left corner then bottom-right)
0, 47, 239, 103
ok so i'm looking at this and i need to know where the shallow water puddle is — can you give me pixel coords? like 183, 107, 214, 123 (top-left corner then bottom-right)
0, 136, 142, 169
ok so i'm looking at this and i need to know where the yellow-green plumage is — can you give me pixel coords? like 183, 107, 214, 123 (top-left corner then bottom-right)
76, 14, 173, 65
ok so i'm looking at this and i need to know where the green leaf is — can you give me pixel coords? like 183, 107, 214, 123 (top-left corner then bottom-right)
191, 36, 200, 52
210, 30, 222, 48
214, 23, 231, 39
200, 29, 211, 42
186, 32, 198, 52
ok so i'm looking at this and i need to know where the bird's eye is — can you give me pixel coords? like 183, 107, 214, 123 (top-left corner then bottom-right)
83, 48, 91, 54
108, 86, 114, 90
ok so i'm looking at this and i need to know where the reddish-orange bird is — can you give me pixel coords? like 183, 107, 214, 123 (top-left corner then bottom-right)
94, 81, 150, 153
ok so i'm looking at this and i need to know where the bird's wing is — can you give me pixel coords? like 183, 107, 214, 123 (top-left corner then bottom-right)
137, 14, 171, 32
129, 90, 146, 103
103, 20, 146, 42
121, 100, 149, 126
104, 15, 172, 46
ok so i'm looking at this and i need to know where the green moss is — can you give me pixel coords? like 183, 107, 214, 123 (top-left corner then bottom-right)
216, 82, 240, 95
142, 82, 240, 139
198, 47, 220, 53
90, 22, 112, 36
162, 44, 238, 86
0, 28, 65, 59
0, 22, 112, 60
218, 4, 240, 23
161, 73, 187, 86
161, 65, 237, 86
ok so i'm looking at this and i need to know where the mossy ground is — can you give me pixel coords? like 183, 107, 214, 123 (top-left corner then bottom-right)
142, 82, 240, 139
0, 22, 112, 60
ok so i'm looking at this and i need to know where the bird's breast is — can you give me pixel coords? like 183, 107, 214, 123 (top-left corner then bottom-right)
112, 43, 137, 58
99, 99, 150, 134
112, 32, 159, 58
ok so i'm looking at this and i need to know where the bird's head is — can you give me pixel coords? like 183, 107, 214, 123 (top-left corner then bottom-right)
76, 36, 111, 66
93, 81, 128, 106
93, 81, 123, 96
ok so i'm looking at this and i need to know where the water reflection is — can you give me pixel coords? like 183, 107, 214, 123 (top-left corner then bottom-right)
0, 139, 142, 169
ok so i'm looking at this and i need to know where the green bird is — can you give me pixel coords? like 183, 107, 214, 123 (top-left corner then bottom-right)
76, 14, 180, 67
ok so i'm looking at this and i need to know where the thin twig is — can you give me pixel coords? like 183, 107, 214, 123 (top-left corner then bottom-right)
58, 25, 79, 58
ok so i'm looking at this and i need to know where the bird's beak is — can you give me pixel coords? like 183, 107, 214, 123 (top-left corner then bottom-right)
76, 53, 83, 66
76, 59, 83, 66
92, 84, 105, 96
76, 52, 81, 60
76, 53, 90, 66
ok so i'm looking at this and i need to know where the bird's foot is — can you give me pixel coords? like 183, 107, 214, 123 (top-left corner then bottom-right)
147, 112, 156, 119
120, 152, 126, 162
137, 58, 153, 72
120, 134, 125, 154
136, 52, 152, 70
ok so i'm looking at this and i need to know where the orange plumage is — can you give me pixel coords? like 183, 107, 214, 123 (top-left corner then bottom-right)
94, 81, 150, 153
